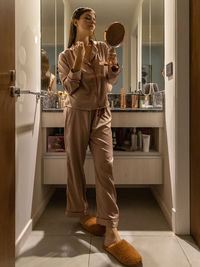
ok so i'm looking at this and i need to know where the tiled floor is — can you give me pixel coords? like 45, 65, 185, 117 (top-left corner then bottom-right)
16, 188, 200, 267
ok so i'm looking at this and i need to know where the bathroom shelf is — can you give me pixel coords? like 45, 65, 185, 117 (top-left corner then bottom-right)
43, 150, 161, 158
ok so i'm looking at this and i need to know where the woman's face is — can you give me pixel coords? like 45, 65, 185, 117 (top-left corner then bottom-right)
74, 11, 96, 36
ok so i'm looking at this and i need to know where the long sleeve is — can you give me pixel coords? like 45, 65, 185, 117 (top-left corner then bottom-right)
57, 41, 120, 110
58, 52, 81, 95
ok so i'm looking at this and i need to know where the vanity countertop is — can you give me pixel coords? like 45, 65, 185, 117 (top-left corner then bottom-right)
41, 107, 164, 128
42, 107, 163, 113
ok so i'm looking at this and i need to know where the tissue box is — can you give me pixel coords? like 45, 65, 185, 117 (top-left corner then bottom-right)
48, 136, 65, 152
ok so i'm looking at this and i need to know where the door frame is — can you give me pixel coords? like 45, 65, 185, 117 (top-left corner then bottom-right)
0, 0, 15, 266
174, 0, 190, 234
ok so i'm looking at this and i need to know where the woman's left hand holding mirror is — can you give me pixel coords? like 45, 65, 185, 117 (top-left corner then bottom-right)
107, 47, 118, 67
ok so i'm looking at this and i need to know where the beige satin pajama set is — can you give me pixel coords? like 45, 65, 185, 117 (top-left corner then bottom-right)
58, 40, 120, 227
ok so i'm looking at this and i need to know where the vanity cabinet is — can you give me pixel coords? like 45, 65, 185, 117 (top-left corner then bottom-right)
42, 110, 164, 185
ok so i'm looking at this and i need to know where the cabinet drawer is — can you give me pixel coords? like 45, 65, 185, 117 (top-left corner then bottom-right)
43, 156, 162, 185
43, 157, 95, 184
43, 158, 67, 184
113, 157, 162, 184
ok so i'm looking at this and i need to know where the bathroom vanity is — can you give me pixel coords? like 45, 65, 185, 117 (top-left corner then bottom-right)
40, 0, 165, 186
41, 108, 164, 185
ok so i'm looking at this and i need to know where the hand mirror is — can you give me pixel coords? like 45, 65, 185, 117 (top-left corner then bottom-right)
99, 22, 125, 66
104, 22, 125, 48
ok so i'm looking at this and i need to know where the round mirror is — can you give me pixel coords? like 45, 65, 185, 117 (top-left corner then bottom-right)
104, 22, 125, 48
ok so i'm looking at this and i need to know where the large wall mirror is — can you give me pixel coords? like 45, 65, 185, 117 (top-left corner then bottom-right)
142, 0, 164, 91
41, 0, 164, 93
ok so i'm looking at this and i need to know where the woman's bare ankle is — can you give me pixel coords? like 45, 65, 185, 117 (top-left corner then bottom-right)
104, 226, 121, 246
106, 226, 118, 233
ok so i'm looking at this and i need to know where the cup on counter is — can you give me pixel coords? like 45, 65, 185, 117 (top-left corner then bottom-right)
142, 134, 150, 152
131, 95, 138, 108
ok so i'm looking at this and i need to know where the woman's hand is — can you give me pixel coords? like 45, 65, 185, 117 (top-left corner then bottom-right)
107, 47, 118, 67
72, 41, 85, 72
74, 41, 85, 63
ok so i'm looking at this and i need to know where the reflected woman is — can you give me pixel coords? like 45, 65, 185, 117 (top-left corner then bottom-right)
58, 7, 142, 266
41, 49, 56, 92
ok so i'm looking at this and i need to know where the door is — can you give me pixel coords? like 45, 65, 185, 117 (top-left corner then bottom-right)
0, 0, 15, 266
190, 0, 200, 248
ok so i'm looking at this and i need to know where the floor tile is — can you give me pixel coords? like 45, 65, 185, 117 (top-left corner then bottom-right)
118, 230, 174, 236
16, 233, 91, 267
89, 235, 191, 267
16, 188, 200, 267
33, 188, 95, 235
176, 235, 200, 267
93, 188, 171, 231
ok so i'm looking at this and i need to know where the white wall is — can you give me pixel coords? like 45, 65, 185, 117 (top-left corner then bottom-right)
130, 0, 143, 91
63, 0, 72, 49
15, 0, 54, 255
152, 0, 190, 234
152, 0, 176, 231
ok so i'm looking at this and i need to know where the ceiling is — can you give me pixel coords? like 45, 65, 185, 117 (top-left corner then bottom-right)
42, 0, 164, 28
68, 0, 140, 24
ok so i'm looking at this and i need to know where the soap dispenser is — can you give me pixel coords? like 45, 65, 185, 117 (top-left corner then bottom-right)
120, 88, 126, 108
131, 128, 137, 151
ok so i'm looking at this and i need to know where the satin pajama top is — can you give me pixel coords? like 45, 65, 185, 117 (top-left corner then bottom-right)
58, 40, 120, 111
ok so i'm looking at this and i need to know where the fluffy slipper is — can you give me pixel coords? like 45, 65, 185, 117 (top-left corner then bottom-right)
80, 216, 106, 236
103, 239, 142, 266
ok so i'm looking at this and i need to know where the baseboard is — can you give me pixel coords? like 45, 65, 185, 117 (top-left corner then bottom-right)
15, 187, 55, 257
15, 218, 32, 258
31, 187, 56, 228
151, 186, 173, 229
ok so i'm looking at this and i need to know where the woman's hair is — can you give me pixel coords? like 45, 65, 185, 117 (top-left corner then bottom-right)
68, 7, 96, 48
41, 49, 51, 90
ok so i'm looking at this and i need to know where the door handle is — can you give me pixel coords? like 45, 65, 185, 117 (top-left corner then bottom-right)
10, 86, 47, 100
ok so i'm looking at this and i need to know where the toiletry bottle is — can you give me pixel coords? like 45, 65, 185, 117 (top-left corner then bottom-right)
132, 94, 138, 109
123, 90, 126, 108
121, 88, 126, 108
138, 130, 142, 151
138, 89, 142, 108
112, 128, 117, 149
120, 88, 124, 108
131, 127, 137, 151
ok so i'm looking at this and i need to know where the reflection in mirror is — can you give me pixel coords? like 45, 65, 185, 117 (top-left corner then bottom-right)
142, 0, 164, 91
41, 0, 64, 91
41, 49, 56, 92
41, 0, 164, 93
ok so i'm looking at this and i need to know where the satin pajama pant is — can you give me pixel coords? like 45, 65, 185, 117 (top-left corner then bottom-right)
64, 106, 119, 227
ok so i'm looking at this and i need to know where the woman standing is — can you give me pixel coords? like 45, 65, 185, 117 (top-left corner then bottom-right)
41, 49, 56, 92
58, 7, 142, 266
